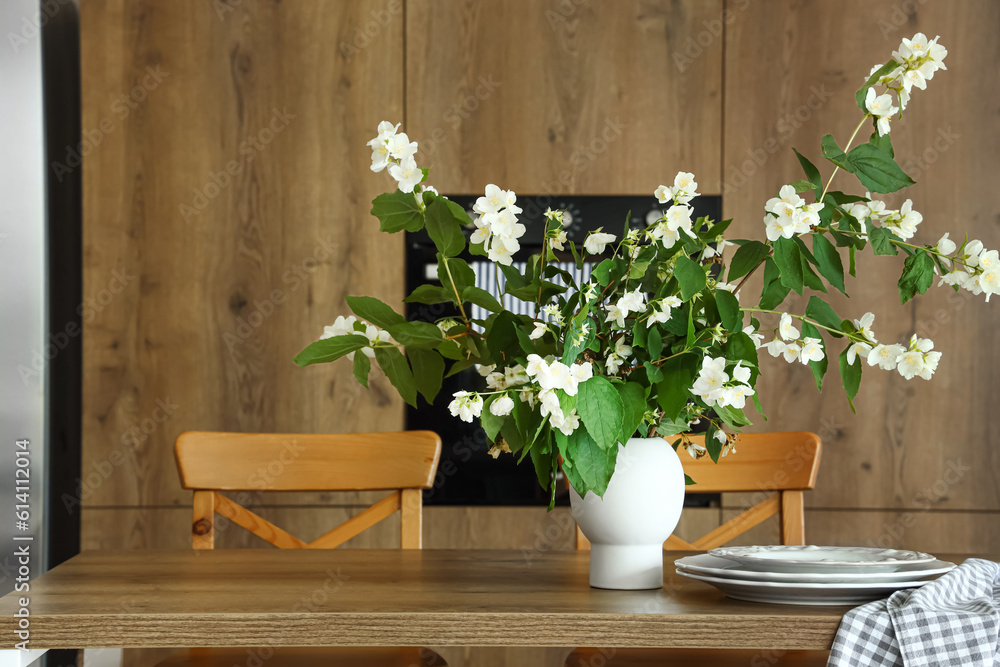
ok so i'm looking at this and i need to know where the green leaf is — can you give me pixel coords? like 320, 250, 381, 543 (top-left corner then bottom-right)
558, 427, 618, 498
793, 148, 822, 196
643, 361, 664, 383
788, 179, 816, 193
856, 60, 899, 111
529, 443, 554, 494
773, 237, 804, 295
374, 346, 418, 407
293, 334, 369, 366
345, 295, 406, 329
408, 348, 444, 404
352, 351, 371, 388
576, 376, 625, 451
759, 257, 791, 310
386, 320, 443, 348
898, 250, 935, 304
869, 131, 894, 158
716, 289, 742, 332
423, 198, 466, 257
647, 326, 663, 359
673, 255, 707, 300
716, 403, 752, 428
656, 354, 697, 420
617, 382, 647, 443
370, 191, 424, 234
805, 296, 844, 337
727, 240, 770, 282
438, 255, 477, 297
592, 258, 615, 286
462, 286, 503, 312
813, 234, 847, 294
684, 474, 696, 486
480, 395, 504, 441
821, 134, 854, 172
868, 226, 899, 256
800, 322, 828, 392
404, 284, 454, 305
838, 347, 862, 413
846, 143, 915, 194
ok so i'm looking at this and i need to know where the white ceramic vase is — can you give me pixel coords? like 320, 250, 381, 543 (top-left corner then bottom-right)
568, 437, 685, 590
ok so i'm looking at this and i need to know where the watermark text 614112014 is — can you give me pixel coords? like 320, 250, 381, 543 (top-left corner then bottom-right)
12, 439, 33, 649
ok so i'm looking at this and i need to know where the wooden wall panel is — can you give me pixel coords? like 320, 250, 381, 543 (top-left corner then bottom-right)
80, 0, 405, 512
405, 0, 723, 195
723, 0, 1000, 518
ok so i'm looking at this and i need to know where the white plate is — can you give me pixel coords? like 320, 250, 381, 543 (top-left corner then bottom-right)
708, 545, 936, 573
675, 554, 956, 583
676, 569, 927, 606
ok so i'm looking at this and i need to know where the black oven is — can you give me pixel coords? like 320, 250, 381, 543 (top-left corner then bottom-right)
405, 194, 722, 506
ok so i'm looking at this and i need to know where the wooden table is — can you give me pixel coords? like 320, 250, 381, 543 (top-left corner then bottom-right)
0, 549, 927, 661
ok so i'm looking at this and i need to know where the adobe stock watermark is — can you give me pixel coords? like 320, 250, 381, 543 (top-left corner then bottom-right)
6, 0, 73, 53
721, 84, 835, 196
898, 125, 959, 182
338, 0, 402, 62
536, 116, 628, 196
179, 107, 295, 223
877, 0, 929, 39
223, 234, 337, 354
51, 66, 169, 182
672, 0, 751, 73
61, 397, 180, 513
17, 268, 136, 385
419, 74, 502, 159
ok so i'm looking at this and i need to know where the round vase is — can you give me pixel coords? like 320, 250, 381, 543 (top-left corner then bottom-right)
568, 437, 686, 590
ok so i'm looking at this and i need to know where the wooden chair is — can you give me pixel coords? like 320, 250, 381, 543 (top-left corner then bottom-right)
567, 431, 828, 667
160, 430, 447, 667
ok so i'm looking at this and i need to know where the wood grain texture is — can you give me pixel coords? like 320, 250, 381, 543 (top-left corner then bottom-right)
175, 431, 442, 491
80, 0, 406, 510
156, 648, 446, 667
723, 0, 1000, 515
680, 432, 821, 492
0, 550, 853, 650
405, 0, 723, 195
565, 647, 829, 666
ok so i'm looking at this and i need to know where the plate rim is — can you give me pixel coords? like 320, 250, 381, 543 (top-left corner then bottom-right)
676, 567, 928, 591
675, 554, 956, 582
708, 545, 936, 568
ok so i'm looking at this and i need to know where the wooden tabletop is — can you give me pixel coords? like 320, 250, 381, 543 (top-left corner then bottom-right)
0, 549, 957, 650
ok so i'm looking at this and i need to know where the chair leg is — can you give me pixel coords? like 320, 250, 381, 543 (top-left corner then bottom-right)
781, 490, 805, 545
192, 490, 215, 549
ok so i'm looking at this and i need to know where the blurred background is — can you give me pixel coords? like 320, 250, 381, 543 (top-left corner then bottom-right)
2, 0, 998, 624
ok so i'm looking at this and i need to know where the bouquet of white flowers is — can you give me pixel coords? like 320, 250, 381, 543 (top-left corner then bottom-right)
296, 33, 987, 507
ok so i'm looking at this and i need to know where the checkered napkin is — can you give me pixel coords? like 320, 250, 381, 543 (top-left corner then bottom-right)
828, 559, 1000, 666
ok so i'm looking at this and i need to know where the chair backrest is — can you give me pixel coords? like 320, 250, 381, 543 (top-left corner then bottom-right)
175, 430, 442, 550
575, 431, 821, 551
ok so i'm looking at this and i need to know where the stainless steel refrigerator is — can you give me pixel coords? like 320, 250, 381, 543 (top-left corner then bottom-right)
1, 0, 82, 610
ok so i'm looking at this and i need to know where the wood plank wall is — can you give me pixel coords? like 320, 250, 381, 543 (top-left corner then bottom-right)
80, 0, 999, 565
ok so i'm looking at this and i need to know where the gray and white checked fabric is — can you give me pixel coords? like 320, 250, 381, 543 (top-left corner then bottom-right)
828, 559, 1000, 667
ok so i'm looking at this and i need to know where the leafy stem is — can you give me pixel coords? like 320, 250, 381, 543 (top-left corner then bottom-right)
440, 257, 470, 323
819, 114, 870, 202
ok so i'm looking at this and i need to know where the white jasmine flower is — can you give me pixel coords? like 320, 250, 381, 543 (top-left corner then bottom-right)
369, 141, 391, 173
618, 288, 646, 316
490, 394, 515, 417
648, 221, 681, 248
865, 88, 899, 135
670, 171, 700, 204
896, 335, 941, 380
388, 155, 422, 193
474, 184, 507, 215
846, 341, 872, 366
525, 354, 546, 377
504, 364, 529, 387
584, 229, 617, 255
764, 213, 796, 242
549, 408, 581, 436
781, 342, 802, 363
605, 304, 626, 328
528, 320, 549, 339
703, 239, 735, 260
684, 440, 708, 459
799, 337, 825, 364
724, 383, 755, 410
485, 372, 507, 391
939, 269, 970, 288
605, 355, 625, 374
980, 268, 1000, 302
486, 242, 514, 265
448, 391, 483, 423
388, 132, 418, 160
549, 230, 568, 251
854, 312, 877, 343
519, 389, 536, 407
765, 339, 787, 358
665, 204, 694, 235
778, 313, 799, 341
477, 363, 496, 377
732, 361, 752, 384
765, 185, 805, 213
867, 343, 905, 370
714, 429, 727, 444
743, 325, 765, 349
321, 315, 358, 340
654, 184, 672, 204
570, 362, 594, 384
692, 356, 729, 406
648, 296, 681, 327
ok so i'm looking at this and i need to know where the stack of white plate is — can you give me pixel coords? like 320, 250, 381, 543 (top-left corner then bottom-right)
675, 546, 956, 606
